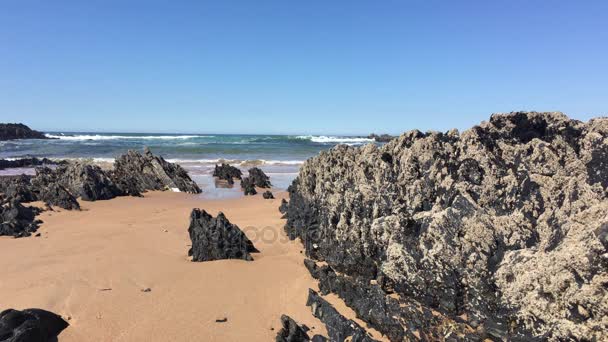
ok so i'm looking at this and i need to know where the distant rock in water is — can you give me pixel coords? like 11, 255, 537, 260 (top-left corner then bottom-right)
0, 123, 49, 141
213, 163, 242, 185
0, 157, 59, 170
275, 315, 310, 342
240, 177, 257, 196
0, 197, 42, 238
262, 191, 274, 199
367, 133, 394, 142
247, 167, 271, 188
188, 209, 258, 262
285, 112, 608, 341
112, 148, 201, 194
0, 308, 69, 341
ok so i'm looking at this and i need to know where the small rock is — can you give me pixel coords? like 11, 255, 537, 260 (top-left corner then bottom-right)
216, 317, 228, 323
141, 288, 152, 292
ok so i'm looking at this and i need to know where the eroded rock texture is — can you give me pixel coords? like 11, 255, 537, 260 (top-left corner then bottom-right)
0, 158, 58, 170
0, 308, 69, 342
241, 177, 257, 196
285, 112, 608, 341
213, 163, 242, 185
188, 209, 258, 261
275, 314, 310, 342
0, 198, 41, 238
112, 148, 201, 194
247, 167, 272, 188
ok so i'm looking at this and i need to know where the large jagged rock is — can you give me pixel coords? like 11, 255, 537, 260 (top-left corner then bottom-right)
213, 163, 242, 185
285, 112, 608, 341
188, 209, 258, 261
0, 197, 41, 237
0, 123, 49, 141
0, 308, 69, 341
275, 315, 310, 342
306, 289, 378, 342
49, 163, 123, 201
247, 167, 272, 188
112, 148, 201, 194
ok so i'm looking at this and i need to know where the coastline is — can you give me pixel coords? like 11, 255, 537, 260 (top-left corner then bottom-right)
0, 191, 386, 341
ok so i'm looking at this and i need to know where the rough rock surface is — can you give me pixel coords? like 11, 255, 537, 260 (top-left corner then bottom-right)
0, 123, 48, 141
247, 167, 272, 188
0, 308, 69, 341
213, 163, 242, 185
112, 148, 201, 194
240, 177, 257, 196
0, 158, 58, 170
275, 314, 310, 342
263, 191, 274, 199
0, 198, 42, 237
188, 209, 258, 261
306, 289, 378, 342
285, 112, 608, 341
41, 163, 122, 201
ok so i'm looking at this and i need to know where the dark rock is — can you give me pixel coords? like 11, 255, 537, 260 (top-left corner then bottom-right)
188, 209, 258, 262
306, 289, 378, 342
111, 148, 201, 194
51, 163, 122, 201
247, 167, 271, 188
275, 315, 310, 342
285, 112, 608, 341
0, 123, 49, 141
0, 308, 68, 341
279, 199, 289, 214
0, 198, 41, 237
213, 164, 242, 185
215, 318, 228, 323
263, 191, 274, 199
367, 133, 394, 143
240, 177, 257, 196
0, 158, 57, 170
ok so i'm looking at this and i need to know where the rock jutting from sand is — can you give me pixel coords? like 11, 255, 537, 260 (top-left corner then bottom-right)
262, 190, 274, 199
213, 163, 243, 185
0, 123, 49, 141
240, 177, 257, 196
0, 197, 42, 238
306, 289, 378, 342
247, 167, 272, 188
275, 314, 311, 342
188, 209, 259, 262
284, 112, 608, 340
0, 308, 69, 341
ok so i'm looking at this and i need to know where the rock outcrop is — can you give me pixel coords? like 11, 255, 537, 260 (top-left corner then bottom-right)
213, 163, 242, 185
285, 112, 608, 341
188, 209, 258, 261
247, 167, 271, 188
275, 315, 310, 342
0, 308, 69, 341
111, 148, 201, 194
0, 158, 58, 170
367, 133, 394, 143
240, 177, 257, 196
0, 197, 41, 238
263, 191, 274, 199
306, 289, 378, 342
0, 123, 49, 141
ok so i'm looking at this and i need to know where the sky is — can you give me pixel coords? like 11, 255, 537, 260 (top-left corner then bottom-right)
0, 0, 607, 135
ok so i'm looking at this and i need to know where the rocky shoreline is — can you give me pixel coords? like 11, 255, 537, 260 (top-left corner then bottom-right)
282, 112, 608, 341
0, 123, 50, 140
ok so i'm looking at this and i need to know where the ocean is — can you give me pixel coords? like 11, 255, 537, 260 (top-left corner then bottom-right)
0, 132, 375, 198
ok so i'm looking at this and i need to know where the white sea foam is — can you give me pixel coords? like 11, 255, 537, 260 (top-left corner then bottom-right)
45, 134, 209, 141
295, 135, 373, 144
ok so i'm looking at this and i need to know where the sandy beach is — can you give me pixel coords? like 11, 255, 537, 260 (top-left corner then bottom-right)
0, 191, 385, 341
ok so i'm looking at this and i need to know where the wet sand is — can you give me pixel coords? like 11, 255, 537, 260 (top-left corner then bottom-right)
1, 191, 326, 341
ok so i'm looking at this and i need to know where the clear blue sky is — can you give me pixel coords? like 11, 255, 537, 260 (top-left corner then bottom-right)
1, 1, 606, 135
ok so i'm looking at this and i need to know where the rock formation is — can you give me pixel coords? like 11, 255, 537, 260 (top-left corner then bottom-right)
306, 289, 378, 342
247, 167, 272, 188
285, 112, 608, 341
275, 315, 310, 342
111, 148, 201, 194
367, 133, 394, 143
0, 158, 59, 170
240, 177, 257, 196
213, 163, 242, 185
0, 308, 69, 341
0, 123, 49, 140
263, 191, 274, 199
188, 209, 258, 261
0, 197, 42, 238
